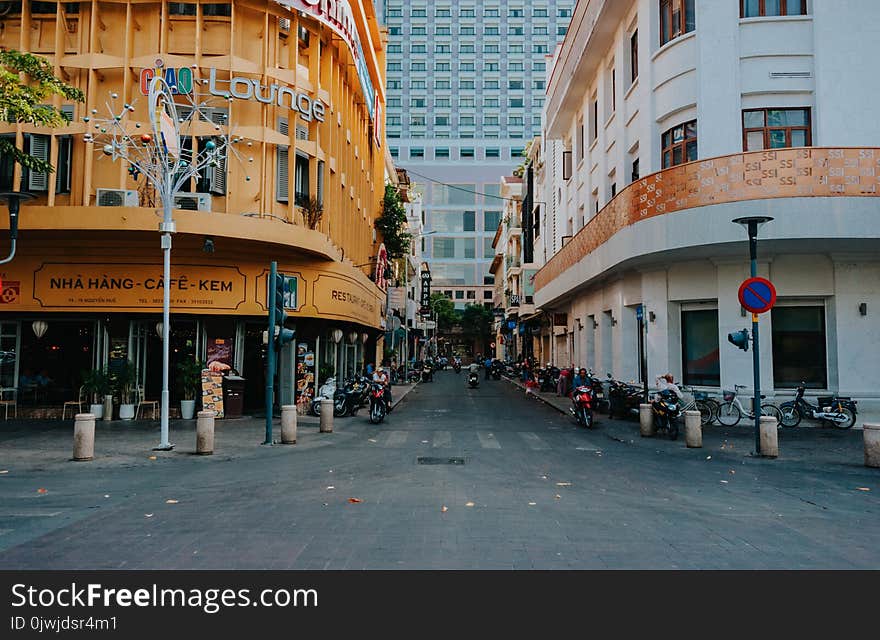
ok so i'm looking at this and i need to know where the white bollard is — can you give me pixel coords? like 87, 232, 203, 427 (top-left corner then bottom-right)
639, 404, 655, 437
863, 423, 880, 468
759, 415, 779, 458
73, 413, 96, 461
196, 410, 215, 455
281, 405, 297, 444
684, 410, 702, 448
319, 398, 334, 433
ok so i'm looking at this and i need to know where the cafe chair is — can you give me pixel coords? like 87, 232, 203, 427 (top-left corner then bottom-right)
62, 385, 86, 420
135, 385, 158, 420
0, 387, 18, 419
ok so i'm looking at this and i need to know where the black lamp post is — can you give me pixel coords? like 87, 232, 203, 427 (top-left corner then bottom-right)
732, 215, 774, 455
0, 192, 36, 265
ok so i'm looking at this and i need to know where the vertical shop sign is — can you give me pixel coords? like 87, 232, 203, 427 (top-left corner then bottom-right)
295, 341, 316, 410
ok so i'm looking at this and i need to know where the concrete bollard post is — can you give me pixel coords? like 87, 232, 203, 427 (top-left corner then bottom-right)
319, 398, 334, 433
102, 394, 113, 421
759, 416, 779, 458
864, 423, 880, 468
684, 410, 702, 448
281, 405, 297, 444
196, 410, 215, 455
73, 413, 96, 461
639, 404, 655, 437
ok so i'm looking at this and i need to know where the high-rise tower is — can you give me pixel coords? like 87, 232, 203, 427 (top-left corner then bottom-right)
383, 1, 574, 309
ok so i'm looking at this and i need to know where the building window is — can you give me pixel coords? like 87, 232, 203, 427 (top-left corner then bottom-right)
589, 95, 598, 144
558, 26, 568, 36
510, 26, 524, 36
411, 8, 426, 17
660, 0, 696, 46
560, 9, 572, 18
534, 8, 548, 17
410, 148, 424, 159
533, 44, 549, 53
435, 148, 450, 159
168, 3, 197, 16
742, 108, 812, 151
681, 309, 720, 386
461, 26, 475, 35
631, 158, 640, 182
484, 210, 502, 229
741, 0, 808, 17
390, 147, 399, 158
576, 116, 585, 163
2, 134, 73, 193
630, 30, 639, 84
484, 8, 499, 17
460, 148, 475, 159
484, 44, 500, 53
485, 26, 500, 35
411, 26, 426, 35
509, 98, 524, 108
484, 291, 493, 300
486, 148, 501, 159
436, 8, 451, 18
455, 290, 465, 300
772, 306, 827, 389
661, 120, 698, 168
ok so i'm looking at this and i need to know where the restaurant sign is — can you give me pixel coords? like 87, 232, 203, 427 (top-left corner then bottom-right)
32, 263, 247, 311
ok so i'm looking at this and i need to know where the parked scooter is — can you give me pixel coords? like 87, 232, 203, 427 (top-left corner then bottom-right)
779, 383, 858, 429
452, 361, 461, 374
368, 382, 388, 424
467, 371, 480, 388
538, 364, 560, 392
333, 377, 365, 417
311, 377, 337, 416
490, 361, 503, 380
570, 382, 596, 428
652, 389, 681, 439
421, 362, 434, 383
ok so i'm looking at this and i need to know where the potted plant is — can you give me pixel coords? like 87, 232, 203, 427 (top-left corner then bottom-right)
113, 361, 138, 420
176, 359, 205, 420
81, 368, 111, 419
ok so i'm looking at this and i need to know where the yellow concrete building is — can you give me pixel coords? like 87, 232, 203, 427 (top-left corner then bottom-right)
0, 0, 389, 414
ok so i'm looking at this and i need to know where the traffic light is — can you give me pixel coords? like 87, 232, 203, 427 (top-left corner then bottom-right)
273, 274, 295, 350
727, 329, 750, 351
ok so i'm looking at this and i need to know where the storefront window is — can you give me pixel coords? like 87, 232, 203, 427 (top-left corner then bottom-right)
681, 309, 720, 386
0, 322, 19, 390
772, 306, 827, 389
18, 320, 94, 404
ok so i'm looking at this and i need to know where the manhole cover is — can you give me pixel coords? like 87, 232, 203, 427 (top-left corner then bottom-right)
417, 457, 465, 465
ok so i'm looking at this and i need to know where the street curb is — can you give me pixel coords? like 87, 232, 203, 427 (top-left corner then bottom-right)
505, 377, 569, 416
391, 382, 418, 409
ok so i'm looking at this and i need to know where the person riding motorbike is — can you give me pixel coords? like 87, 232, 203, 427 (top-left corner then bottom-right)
572, 368, 589, 390
373, 366, 393, 412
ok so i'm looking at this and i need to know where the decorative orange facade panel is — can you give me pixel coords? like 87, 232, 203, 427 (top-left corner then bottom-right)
534, 148, 880, 292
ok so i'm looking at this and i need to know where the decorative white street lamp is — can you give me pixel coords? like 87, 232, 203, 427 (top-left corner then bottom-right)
83, 69, 249, 451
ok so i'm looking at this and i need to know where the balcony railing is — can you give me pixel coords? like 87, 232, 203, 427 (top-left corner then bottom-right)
534, 147, 880, 292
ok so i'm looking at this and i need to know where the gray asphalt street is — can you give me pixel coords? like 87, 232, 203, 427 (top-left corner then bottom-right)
0, 371, 878, 569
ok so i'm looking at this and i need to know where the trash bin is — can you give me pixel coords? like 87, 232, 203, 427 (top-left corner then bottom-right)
222, 375, 246, 418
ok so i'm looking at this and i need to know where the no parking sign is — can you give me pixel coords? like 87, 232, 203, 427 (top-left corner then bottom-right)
738, 277, 777, 314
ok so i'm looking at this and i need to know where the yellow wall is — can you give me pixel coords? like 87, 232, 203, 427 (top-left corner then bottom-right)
0, 0, 387, 292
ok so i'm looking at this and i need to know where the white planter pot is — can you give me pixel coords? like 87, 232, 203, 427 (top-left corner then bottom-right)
119, 404, 135, 420
180, 399, 196, 420
89, 403, 104, 419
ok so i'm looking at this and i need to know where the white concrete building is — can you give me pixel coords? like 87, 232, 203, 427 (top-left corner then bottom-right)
533, 0, 880, 402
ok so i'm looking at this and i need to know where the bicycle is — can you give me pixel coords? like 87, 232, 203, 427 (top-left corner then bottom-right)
678, 387, 720, 427
716, 385, 782, 426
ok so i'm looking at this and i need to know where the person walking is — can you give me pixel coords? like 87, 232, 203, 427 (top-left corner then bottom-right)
484, 356, 492, 380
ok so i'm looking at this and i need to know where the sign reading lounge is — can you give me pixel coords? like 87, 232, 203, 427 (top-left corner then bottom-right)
139, 64, 326, 123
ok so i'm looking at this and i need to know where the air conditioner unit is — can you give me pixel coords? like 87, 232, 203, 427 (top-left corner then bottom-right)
96, 188, 139, 207
173, 193, 212, 212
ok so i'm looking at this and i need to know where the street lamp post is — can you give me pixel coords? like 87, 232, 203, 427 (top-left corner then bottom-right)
84, 74, 247, 451
733, 216, 774, 455
0, 192, 36, 265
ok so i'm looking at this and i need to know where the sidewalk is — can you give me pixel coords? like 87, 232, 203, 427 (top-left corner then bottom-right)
505, 377, 876, 472
0, 382, 419, 473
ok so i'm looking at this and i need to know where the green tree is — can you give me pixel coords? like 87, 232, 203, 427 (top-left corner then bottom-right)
375, 184, 411, 259
0, 50, 84, 175
429, 292, 458, 332
459, 303, 494, 353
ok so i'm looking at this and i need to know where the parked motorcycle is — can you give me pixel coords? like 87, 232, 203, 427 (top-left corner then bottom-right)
538, 365, 560, 392
779, 383, 858, 429
652, 389, 681, 439
570, 383, 595, 428
490, 361, 503, 380
452, 361, 461, 374
368, 382, 388, 424
607, 375, 643, 420
467, 371, 480, 388
333, 377, 366, 417
421, 363, 434, 383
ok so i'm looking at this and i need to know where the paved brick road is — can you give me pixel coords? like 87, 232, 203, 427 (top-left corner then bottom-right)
0, 373, 877, 569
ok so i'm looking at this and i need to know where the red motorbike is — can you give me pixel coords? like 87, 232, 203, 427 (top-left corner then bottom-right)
570, 384, 595, 429
369, 382, 388, 424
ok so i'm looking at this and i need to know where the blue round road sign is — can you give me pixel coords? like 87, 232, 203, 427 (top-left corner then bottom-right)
738, 277, 777, 314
